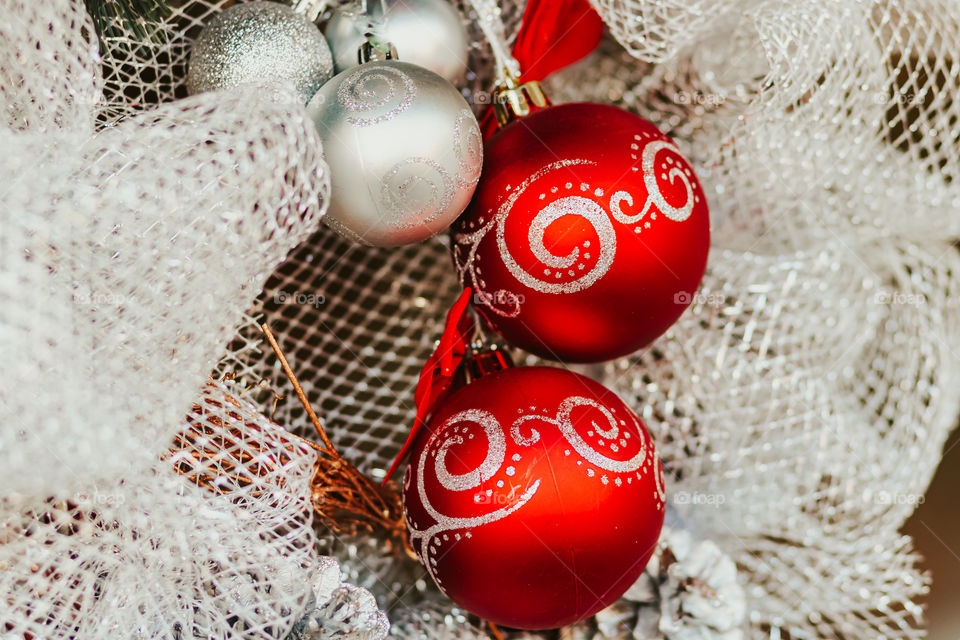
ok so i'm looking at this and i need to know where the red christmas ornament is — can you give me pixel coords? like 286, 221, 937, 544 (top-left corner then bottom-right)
402, 364, 666, 630
452, 103, 710, 362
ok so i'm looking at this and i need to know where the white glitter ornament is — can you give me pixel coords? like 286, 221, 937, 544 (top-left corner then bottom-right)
187, 1, 334, 104
306, 60, 482, 246
325, 0, 469, 84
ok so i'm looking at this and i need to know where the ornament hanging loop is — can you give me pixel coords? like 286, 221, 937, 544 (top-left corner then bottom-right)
466, 0, 549, 127
467, 0, 522, 83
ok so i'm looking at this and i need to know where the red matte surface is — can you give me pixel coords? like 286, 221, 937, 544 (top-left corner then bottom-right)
402, 366, 666, 629
453, 103, 711, 362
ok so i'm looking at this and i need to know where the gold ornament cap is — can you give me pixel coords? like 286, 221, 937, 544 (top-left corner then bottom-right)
493, 74, 550, 127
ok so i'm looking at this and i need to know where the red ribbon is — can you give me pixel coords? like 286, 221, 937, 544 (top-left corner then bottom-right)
479, 0, 604, 138
382, 288, 475, 483
512, 0, 605, 83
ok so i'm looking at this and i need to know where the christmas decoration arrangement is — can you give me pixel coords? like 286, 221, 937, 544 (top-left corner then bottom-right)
3, 1, 960, 640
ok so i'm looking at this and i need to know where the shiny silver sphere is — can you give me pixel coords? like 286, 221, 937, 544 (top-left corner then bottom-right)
187, 1, 334, 104
325, 0, 469, 84
306, 61, 482, 247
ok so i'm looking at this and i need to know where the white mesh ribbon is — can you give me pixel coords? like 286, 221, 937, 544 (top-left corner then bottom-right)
571, 2, 960, 637
0, 83, 329, 494
0, 0, 331, 636
2, 0, 960, 639
0, 0, 102, 132
2, 380, 321, 639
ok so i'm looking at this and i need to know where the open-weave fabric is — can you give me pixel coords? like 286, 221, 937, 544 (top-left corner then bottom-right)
0, 1, 331, 637
2, 0, 959, 639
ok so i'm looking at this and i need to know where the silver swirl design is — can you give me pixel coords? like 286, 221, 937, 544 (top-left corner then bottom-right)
612, 140, 695, 224
499, 196, 617, 295
644, 140, 694, 222
408, 396, 655, 589
454, 138, 697, 315
554, 397, 647, 473
654, 455, 666, 504
379, 157, 454, 227
509, 397, 647, 474
453, 109, 483, 187
337, 65, 416, 127
510, 414, 542, 447
433, 410, 505, 492
609, 190, 636, 223
410, 410, 540, 587
452, 159, 601, 318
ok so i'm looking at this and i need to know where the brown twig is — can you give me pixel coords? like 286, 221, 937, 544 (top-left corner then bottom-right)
269, 390, 284, 421
260, 323, 415, 558
168, 328, 415, 559
487, 621, 506, 640
261, 323, 336, 453
170, 392, 307, 498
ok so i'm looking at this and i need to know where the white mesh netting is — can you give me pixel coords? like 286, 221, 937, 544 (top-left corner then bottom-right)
2, 0, 959, 639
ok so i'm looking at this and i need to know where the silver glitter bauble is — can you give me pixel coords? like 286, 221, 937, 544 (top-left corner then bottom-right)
187, 1, 334, 104
306, 60, 482, 247
325, 0, 469, 84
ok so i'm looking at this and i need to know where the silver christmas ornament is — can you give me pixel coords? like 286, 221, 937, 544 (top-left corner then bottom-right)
187, 1, 334, 104
306, 60, 482, 247
325, 0, 469, 84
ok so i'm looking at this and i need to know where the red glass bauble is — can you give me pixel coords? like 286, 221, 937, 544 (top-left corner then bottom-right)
402, 365, 666, 630
451, 103, 710, 362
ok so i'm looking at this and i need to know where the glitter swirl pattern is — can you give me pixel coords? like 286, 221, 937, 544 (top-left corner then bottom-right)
433, 410, 505, 491
453, 158, 595, 317
337, 65, 416, 127
453, 109, 484, 187
406, 394, 658, 590
613, 136, 696, 225
516, 195, 617, 294
454, 135, 697, 318
379, 157, 455, 228
409, 413, 540, 589
654, 455, 666, 504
